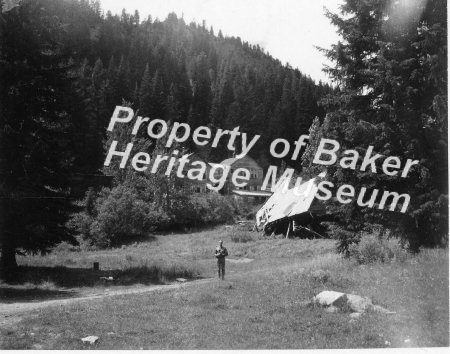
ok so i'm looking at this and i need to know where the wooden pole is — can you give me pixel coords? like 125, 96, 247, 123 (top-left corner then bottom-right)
286, 221, 291, 239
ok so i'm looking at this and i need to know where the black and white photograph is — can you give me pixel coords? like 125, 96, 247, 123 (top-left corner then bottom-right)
0, 0, 448, 350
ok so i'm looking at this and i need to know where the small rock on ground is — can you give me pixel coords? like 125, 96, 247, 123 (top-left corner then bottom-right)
81, 336, 99, 344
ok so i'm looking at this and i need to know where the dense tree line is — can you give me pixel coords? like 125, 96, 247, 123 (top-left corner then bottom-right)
31, 0, 331, 170
302, 0, 447, 250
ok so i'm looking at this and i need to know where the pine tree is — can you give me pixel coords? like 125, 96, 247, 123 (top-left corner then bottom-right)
305, 0, 447, 248
150, 69, 166, 119
189, 54, 211, 128
0, 0, 78, 271
139, 63, 152, 116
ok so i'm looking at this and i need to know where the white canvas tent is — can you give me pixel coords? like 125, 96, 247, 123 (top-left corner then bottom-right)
256, 172, 326, 236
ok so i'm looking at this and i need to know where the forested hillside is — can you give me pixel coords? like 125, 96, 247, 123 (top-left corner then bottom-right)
8, 0, 331, 171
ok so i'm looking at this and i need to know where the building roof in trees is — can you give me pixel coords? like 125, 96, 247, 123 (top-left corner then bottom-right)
219, 156, 262, 169
231, 190, 272, 197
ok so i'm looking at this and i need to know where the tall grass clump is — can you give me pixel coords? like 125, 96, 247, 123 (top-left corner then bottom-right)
119, 261, 199, 284
227, 226, 259, 243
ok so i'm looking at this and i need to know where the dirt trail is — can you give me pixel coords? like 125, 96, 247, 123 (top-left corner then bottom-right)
0, 278, 212, 327
0, 255, 317, 327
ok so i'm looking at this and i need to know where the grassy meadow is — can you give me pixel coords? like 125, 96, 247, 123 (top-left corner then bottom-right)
0, 225, 448, 349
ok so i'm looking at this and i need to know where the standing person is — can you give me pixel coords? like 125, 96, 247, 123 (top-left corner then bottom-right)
215, 240, 228, 280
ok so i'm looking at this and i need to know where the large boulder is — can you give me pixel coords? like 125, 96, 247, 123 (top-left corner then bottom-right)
312, 290, 346, 306
313, 291, 395, 314
344, 294, 373, 313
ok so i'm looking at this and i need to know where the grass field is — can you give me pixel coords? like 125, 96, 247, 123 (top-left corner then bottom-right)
1, 225, 448, 349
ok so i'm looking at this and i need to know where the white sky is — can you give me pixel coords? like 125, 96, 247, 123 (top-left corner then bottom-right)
100, 0, 342, 83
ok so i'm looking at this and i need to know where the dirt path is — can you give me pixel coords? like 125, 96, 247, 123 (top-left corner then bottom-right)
0, 278, 213, 327
0, 255, 314, 327
0, 254, 319, 325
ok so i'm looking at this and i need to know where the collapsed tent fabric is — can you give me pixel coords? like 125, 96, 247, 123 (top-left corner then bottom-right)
256, 173, 324, 230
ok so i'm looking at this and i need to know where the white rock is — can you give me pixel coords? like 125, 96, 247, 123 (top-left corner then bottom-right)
349, 312, 362, 319
345, 294, 373, 313
404, 338, 411, 343
313, 291, 395, 315
313, 291, 346, 306
176, 278, 187, 282
81, 336, 99, 344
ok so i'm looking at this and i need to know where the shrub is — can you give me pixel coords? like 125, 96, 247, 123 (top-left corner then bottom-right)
187, 194, 234, 226
67, 209, 94, 241
204, 193, 235, 224
89, 186, 170, 247
69, 185, 170, 248
69, 185, 236, 248
348, 234, 408, 264
331, 226, 360, 257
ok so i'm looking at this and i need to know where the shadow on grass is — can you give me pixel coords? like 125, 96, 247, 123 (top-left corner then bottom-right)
0, 286, 75, 303
2, 264, 197, 289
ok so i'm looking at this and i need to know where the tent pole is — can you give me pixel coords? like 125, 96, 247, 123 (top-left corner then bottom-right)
286, 221, 291, 239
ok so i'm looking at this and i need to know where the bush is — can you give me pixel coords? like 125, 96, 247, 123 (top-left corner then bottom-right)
68, 185, 237, 248
203, 193, 235, 224
68, 185, 170, 248
330, 225, 360, 257
91, 186, 170, 247
348, 234, 408, 264
183, 193, 234, 227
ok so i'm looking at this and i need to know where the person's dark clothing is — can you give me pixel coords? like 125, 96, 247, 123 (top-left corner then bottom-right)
215, 246, 228, 280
